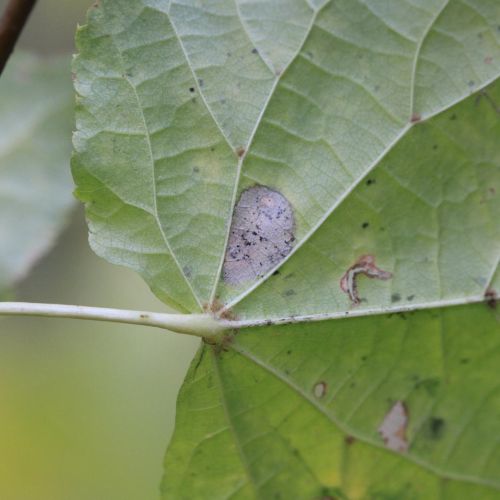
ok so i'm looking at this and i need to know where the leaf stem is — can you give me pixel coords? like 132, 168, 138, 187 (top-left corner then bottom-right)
0, 0, 38, 76
0, 302, 226, 339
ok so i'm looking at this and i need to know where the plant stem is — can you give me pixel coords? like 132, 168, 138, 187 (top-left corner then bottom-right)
0, 302, 226, 339
0, 0, 38, 75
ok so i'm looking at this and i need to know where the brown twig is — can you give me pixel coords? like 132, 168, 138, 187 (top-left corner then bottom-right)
0, 0, 38, 76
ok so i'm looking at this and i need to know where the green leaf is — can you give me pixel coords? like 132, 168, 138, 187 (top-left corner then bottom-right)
163, 304, 500, 499
72, 0, 500, 497
0, 54, 75, 292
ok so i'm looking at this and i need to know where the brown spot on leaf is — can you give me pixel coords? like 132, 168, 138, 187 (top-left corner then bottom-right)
378, 401, 409, 453
410, 113, 421, 123
345, 435, 355, 445
236, 147, 245, 158
340, 255, 392, 305
204, 299, 237, 320
485, 288, 497, 309
313, 381, 327, 399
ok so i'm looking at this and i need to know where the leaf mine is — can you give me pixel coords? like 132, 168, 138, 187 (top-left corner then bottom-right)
222, 186, 295, 286
340, 255, 393, 305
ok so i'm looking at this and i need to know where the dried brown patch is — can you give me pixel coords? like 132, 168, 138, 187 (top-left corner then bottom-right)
236, 147, 246, 158
378, 401, 409, 453
204, 299, 237, 321
222, 186, 295, 286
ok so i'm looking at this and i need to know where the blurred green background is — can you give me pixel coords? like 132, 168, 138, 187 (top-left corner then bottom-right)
0, 1, 199, 498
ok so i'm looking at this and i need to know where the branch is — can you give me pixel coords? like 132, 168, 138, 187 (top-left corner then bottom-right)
0, 0, 38, 76
0, 302, 226, 339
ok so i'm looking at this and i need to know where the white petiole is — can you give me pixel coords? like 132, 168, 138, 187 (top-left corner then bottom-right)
0, 302, 226, 339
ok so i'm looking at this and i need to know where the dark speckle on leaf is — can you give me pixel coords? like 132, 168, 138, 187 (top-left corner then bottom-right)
251, 48, 258, 54
460, 358, 470, 364
407, 294, 415, 301
193, 166, 200, 173
433, 144, 438, 150
345, 435, 355, 445
450, 113, 457, 121
485, 288, 497, 309
366, 178, 376, 186
284, 289, 296, 297
391, 293, 401, 303
272, 270, 280, 276
189, 87, 195, 93
427, 417, 445, 440
361, 222, 369, 229
468, 80, 475, 87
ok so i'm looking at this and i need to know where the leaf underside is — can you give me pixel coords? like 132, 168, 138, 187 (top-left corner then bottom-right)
72, 0, 500, 498
0, 54, 74, 293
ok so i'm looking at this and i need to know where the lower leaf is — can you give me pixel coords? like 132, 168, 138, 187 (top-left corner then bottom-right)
163, 303, 499, 499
